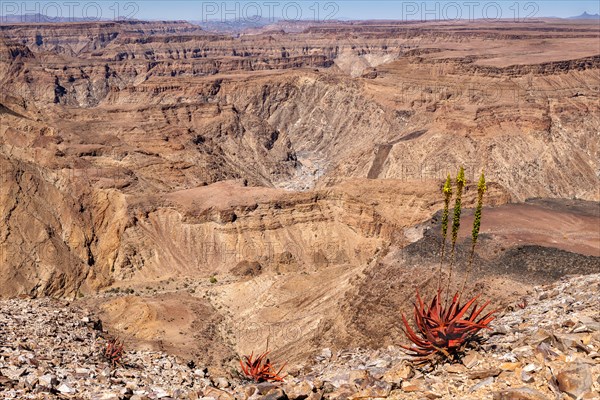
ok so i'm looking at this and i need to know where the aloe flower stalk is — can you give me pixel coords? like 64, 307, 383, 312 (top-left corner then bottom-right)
461, 171, 487, 294
437, 174, 453, 291
446, 166, 465, 301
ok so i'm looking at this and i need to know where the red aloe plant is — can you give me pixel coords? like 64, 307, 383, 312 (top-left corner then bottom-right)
400, 288, 496, 360
239, 351, 286, 382
401, 168, 496, 362
104, 337, 124, 367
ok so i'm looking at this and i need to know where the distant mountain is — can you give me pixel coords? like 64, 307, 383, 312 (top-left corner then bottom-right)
0, 13, 100, 23
190, 17, 277, 33
567, 12, 600, 20
0, 14, 143, 24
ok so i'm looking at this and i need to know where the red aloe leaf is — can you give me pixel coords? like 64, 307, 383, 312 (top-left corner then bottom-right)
476, 310, 498, 327
402, 313, 433, 347
416, 288, 426, 312
467, 299, 491, 322
398, 343, 435, 356
448, 295, 481, 325
443, 292, 460, 321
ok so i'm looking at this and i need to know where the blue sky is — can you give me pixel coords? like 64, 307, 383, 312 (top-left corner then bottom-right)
4, 1, 599, 22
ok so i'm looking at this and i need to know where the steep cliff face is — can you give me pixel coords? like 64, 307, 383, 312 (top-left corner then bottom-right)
8, 66, 592, 199
0, 155, 90, 297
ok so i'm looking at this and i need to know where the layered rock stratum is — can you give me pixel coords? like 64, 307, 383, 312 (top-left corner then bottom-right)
0, 19, 599, 380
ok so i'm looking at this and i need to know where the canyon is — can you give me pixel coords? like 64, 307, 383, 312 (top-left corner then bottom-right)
0, 18, 599, 378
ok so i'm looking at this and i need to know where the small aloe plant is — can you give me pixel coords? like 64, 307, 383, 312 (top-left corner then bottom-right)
400, 289, 496, 360
104, 337, 124, 368
239, 351, 286, 382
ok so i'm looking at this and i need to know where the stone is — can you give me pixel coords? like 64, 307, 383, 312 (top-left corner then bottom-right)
330, 374, 349, 388
203, 387, 235, 400
492, 387, 549, 400
499, 362, 521, 371
75, 367, 91, 377
231, 261, 263, 277
193, 369, 205, 378
213, 377, 230, 389
366, 367, 386, 380
520, 370, 534, 383
57, 383, 76, 394
535, 342, 559, 361
255, 382, 279, 395
366, 359, 389, 369
557, 364, 593, 399
320, 349, 332, 360
522, 363, 539, 373
23, 374, 38, 388
38, 374, 57, 387
554, 333, 585, 352
0, 375, 17, 388
322, 382, 335, 394
382, 362, 413, 383
462, 352, 482, 369
283, 380, 313, 400
401, 380, 424, 392
467, 368, 502, 380
578, 316, 600, 331
351, 380, 391, 399
469, 377, 494, 392
1, 368, 25, 380
244, 385, 258, 398
152, 387, 171, 398
262, 388, 287, 400
327, 384, 356, 400
348, 370, 371, 387
513, 346, 533, 357
445, 364, 467, 374
306, 393, 322, 400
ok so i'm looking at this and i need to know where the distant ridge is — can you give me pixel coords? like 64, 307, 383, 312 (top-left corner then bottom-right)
567, 12, 600, 20
189, 16, 276, 33
0, 13, 100, 23
2, 13, 600, 25
0, 14, 145, 24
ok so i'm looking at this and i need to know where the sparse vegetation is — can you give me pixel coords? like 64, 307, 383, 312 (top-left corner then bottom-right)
401, 168, 497, 362
106, 287, 134, 295
209, 276, 218, 284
